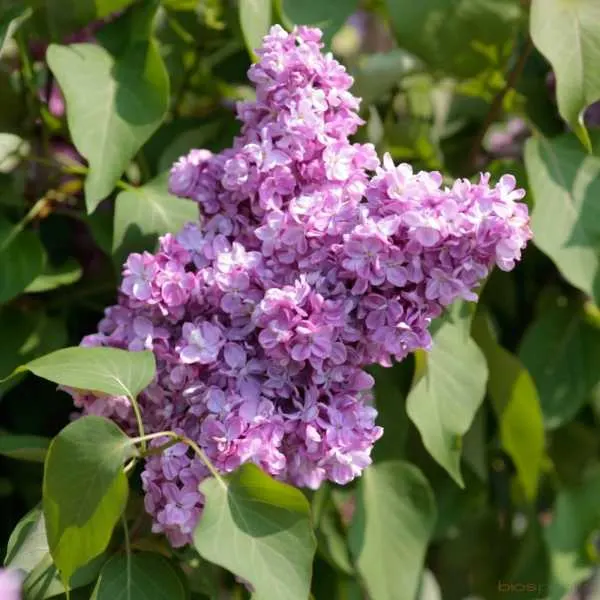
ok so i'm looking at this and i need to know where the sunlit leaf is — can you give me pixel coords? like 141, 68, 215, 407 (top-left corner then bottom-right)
407, 310, 488, 485
530, 0, 600, 149
47, 4, 169, 212
25, 259, 83, 293
14, 346, 155, 400
4, 507, 106, 599
0, 5, 32, 57
112, 173, 197, 265
239, 0, 271, 60
524, 134, 600, 305
348, 461, 436, 600
194, 464, 316, 600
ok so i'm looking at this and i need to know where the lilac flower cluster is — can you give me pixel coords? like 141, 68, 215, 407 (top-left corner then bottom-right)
70, 25, 531, 547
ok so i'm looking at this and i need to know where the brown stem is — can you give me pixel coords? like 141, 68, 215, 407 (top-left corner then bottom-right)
464, 38, 534, 174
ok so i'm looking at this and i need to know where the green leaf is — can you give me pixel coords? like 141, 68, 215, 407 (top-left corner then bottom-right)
312, 485, 353, 576
86, 208, 114, 256
434, 508, 514, 598
0, 70, 24, 135
461, 407, 487, 482
0, 216, 46, 304
25, 259, 83, 293
35, 0, 135, 39
0, 433, 50, 462
47, 5, 169, 212
0, 308, 67, 395
418, 570, 442, 600
0, 5, 32, 58
5, 507, 48, 571
385, 0, 521, 78
352, 50, 420, 106
156, 124, 221, 173
369, 360, 413, 463
277, 0, 359, 46
406, 311, 488, 485
0, 133, 22, 171
504, 518, 549, 599
5, 507, 106, 599
524, 134, 600, 304
43, 416, 135, 586
91, 552, 187, 599
25, 553, 106, 599
348, 461, 437, 600
530, 0, 600, 149
549, 422, 600, 487
545, 468, 600, 599
519, 303, 600, 429
15, 346, 156, 400
193, 464, 316, 600
473, 314, 544, 501
239, 0, 271, 61
112, 172, 197, 265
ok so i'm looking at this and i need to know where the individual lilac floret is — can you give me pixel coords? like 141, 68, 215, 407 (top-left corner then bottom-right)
70, 25, 532, 548
0, 569, 22, 600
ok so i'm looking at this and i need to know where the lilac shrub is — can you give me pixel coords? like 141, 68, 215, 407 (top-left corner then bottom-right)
68, 26, 531, 547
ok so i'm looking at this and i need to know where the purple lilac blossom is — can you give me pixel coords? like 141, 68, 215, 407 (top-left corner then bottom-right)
485, 118, 529, 158
68, 25, 532, 547
0, 569, 22, 600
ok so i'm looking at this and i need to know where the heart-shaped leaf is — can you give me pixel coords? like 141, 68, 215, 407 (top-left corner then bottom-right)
0, 216, 46, 304
91, 552, 187, 599
240, 0, 271, 60
193, 464, 316, 600
0, 434, 50, 463
348, 461, 437, 600
530, 0, 600, 148
15, 346, 155, 400
473, 313, 544, 501
47, 4, 169, 212
112, 173, 197, 266
407, 310, 488, 486
43, 416, 135, 585
524, 134, 600, 305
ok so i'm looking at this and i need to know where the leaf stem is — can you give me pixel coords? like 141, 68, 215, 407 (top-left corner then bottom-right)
127, 394, 147, 453
16, 31, 37, 131
116, 179, 137, 193
182, 436, 225, 485
138, 437, 181, 457
133, 430, 225, 485
0, 197, 50, 252
27, 155, 136, 192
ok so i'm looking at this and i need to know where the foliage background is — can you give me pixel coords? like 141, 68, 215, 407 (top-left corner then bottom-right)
1, 0, 600, 598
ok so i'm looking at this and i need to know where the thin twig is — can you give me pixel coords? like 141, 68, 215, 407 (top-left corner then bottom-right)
133, 430, 225, 486
0, 197, 49, 251
127, 393, 147, 453
464, 38, 534, 173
